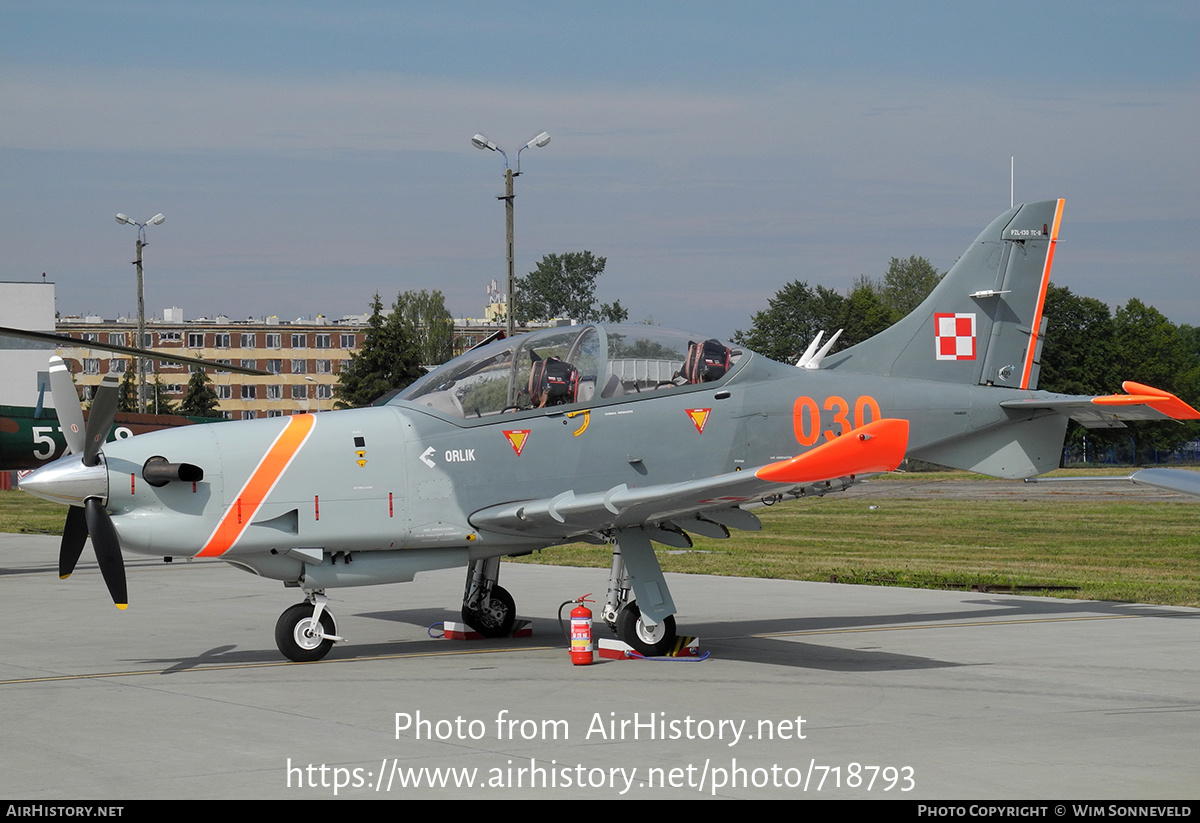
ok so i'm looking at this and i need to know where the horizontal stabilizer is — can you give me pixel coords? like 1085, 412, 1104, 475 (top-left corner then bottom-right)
1130, 469, 1200, 498
999, 381, 1199, 429
1024, 468, 1200, 499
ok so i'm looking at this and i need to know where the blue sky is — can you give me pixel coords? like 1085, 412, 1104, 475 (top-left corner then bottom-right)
2, 1, 1197, 337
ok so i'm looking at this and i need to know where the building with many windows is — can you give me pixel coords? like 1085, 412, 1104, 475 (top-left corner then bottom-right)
54, 309, 507, 419
56, 313, 364, 419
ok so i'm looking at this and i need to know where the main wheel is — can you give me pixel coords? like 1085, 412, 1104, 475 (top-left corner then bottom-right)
275, 603, 337, 662
461, 585, 516, 638
616, 602, 677, 656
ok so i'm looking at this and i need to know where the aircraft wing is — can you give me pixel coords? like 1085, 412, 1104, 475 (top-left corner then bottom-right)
470, 418, 908, 541
1000, 382, 1199, 429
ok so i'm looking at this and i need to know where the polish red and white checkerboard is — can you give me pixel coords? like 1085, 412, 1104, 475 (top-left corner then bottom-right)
935, 312, 976, 361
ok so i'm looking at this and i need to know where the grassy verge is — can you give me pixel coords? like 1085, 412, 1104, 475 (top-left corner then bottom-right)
0, 489, 68, 534
509, 494, 1199, 607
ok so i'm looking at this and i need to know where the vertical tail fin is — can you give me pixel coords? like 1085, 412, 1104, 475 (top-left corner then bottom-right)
825, 199, 1064, 390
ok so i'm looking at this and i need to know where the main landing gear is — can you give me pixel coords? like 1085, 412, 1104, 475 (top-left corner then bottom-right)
602, 531, 680, 656
275, 592, 343, 662
461, 557, 516, 638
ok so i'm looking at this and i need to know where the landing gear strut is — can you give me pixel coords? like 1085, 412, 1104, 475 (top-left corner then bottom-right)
603, 531, 679, 656
461, 557, 516, 638
275, 592, 342, 662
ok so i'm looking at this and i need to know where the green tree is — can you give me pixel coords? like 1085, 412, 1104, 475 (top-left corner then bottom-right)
335, 293, 423, 408
733, 256, 943, 363
149, 376, 177, 415
1178, 324, 1200, 417
732, 281, 846, 363
179, 367, 220, 417
881, 256, 943, 320
514, 251, 627, 323
396, 289, 454, 366
1039, 291, 1200, 464
116, 369, 138, 413
839, 277, 894, 347
1111, 299, 1198, 461
1039, 285, 1118, 458
1038, 285, 1116, 396
1113, 299, 1190, 395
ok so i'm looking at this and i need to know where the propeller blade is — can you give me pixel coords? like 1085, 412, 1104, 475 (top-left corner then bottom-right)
59, 505, 89, 579
83, 374, 120, 467
84, 497, 127, 609
48, 356, 86, 455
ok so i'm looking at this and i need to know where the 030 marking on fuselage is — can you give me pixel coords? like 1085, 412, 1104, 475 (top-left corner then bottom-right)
792, 395, 883, 446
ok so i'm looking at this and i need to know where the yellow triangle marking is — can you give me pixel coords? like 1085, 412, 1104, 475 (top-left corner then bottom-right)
503, 429, 531, 456
686, 408, 711, 434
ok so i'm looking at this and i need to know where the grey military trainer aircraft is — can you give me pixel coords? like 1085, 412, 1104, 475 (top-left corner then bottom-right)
19, 199, 1199, 661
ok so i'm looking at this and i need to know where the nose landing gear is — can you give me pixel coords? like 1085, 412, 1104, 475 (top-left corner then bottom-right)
461, 557, 516, 638
275, 592, 343, 662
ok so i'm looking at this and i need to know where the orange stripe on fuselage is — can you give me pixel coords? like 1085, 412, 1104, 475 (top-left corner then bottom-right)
1019, 198, 1065, 389
196, 414, 316, 557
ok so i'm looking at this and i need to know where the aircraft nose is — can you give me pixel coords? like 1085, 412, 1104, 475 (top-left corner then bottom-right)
19, 453, 109, 507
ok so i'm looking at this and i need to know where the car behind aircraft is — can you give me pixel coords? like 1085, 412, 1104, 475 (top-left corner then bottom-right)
19, 199, 1198, 661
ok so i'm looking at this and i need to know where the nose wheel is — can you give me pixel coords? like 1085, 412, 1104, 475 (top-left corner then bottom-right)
461, 557, 518, 638
275, 598, 341, 662
461, 584, 516, 638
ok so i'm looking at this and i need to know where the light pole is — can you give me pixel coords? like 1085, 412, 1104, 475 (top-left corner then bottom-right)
115, 212, 165, 413
305, 375, 320, 413
471, 132, 550, 338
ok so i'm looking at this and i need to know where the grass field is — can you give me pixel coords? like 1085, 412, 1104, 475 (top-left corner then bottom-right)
3, 473, 1196, 607
509, 495, 1198, 607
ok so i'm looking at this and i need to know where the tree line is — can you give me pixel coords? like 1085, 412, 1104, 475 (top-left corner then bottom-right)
731, 256, 942, 362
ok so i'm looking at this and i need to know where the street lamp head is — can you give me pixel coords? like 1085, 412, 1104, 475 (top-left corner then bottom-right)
471, 134, 497, 152
526, 131, 551, 149
148, 214, 165, 226
115, 213, 134, 226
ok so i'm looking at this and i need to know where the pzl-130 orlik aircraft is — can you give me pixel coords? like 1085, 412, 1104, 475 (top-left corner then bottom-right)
19, 200, 1199, 661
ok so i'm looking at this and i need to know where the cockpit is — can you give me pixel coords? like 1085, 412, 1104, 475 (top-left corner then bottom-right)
394, 324, 744, 421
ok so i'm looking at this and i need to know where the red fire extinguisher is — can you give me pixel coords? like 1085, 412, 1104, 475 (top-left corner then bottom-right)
570, 594, 594, 666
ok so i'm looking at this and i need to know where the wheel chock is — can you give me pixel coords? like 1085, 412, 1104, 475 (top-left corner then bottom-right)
443, 618, 533, 641
598, 636, 701, 659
